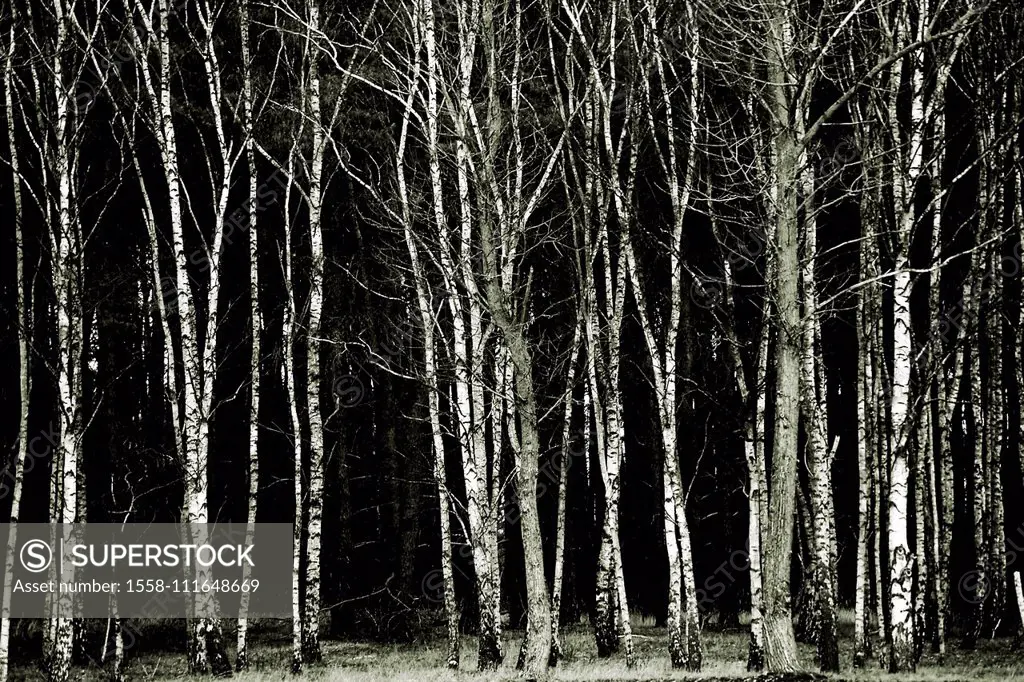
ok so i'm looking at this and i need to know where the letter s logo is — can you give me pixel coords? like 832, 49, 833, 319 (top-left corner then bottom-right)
20, 540, 53, 573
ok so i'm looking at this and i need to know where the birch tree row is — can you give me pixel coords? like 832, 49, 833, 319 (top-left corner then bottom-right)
1, 0, 1022, 679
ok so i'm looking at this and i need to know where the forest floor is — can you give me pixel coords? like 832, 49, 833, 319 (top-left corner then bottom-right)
8, 615, 1024, 681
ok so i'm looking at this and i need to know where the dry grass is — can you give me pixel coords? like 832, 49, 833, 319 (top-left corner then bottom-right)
8, 613, 1024, 681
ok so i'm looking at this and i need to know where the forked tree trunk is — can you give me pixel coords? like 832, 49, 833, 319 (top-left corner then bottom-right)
480, 215, 552, 680
119, 0, 234, 672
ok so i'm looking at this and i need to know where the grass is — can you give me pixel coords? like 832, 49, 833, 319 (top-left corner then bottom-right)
8, 613, 1024, 681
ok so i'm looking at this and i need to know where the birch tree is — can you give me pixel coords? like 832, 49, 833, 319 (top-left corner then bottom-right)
873, 0, 975, 666
10, 2, 92, 677
115, 0, 242, 670
798, 157, 838, 671
554, 0, 639, 662
459, 0, 568, 670
0, 17, 30, 681
416, 0, 504, 666
393, 4, 460, 664
626, 0, 703, 667
299, 0, 327, 660
550, 318, 582, 665
235, 0, 261, 670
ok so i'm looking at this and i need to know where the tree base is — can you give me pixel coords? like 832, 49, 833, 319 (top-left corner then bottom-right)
301, 632, 322, 665
476, 633, 502, 671
755, 673, 827, 682
747, 637, 765, 672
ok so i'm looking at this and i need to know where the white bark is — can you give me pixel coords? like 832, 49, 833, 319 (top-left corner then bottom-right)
281, 148, 305, 673
236, 0, 260, 669
630, 0, 702, 668
885, 1, 926, 670
47, 4, 82, 677
550, 321, 582, 665
420, 0, 501, 665
799, 159, 838, 672
0, 21, 30, 682
301, 0, 327, 662
394, 16, 459, 664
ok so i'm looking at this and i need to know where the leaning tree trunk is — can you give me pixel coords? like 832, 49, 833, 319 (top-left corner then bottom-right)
406, 222, 460, 670
631, 0, 703, 667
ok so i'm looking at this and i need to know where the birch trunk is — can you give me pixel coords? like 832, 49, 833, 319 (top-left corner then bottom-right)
396, 10, 459, 666
0, 22, 29, 681
854, 262, 873, 668
402, 173, 460, 670
913, 396, 930, 657
982, 113, 1006, 639
421, 0, 501, 665
799, 161, 838, 672
852, 136, 880, 666
49, 3, 82, 677
746, 311, 771, 671
928, 99, 950, 660
302, 0, 327, 663
236, 0, 260, 669
550, 323, 582, 665
885, 2, 925, 669
1016, 99, 1024, 644
281, 149, 305, 673
964, 149, 989, 650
